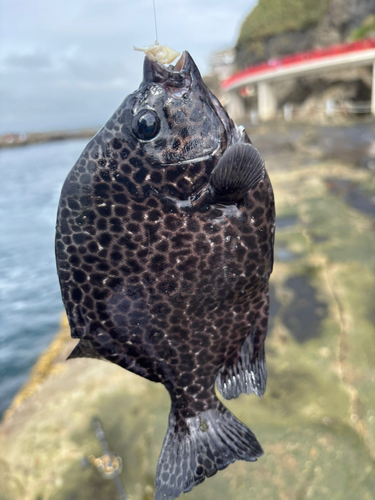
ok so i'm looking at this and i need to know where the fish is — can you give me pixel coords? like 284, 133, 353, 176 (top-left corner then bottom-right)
55, 51, 275, 500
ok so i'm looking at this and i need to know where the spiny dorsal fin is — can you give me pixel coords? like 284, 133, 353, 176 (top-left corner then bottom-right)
210, 143, 265, 203
216, 328, 267, 400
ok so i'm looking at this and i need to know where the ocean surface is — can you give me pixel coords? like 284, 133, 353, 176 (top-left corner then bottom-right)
0, 139, 89, 416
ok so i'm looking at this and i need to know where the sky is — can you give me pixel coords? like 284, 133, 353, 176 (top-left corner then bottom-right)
0, 0, 256, 134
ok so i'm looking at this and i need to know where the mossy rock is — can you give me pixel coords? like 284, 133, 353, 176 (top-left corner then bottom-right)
237, 0, 330, 44
350, 14, 375, 40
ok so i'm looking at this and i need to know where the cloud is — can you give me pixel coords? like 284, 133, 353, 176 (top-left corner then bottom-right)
2, 50, 52, 70
0, 0, 256, 133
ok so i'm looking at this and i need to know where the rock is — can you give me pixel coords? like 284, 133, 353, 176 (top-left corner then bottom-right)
236, 0, 375, 67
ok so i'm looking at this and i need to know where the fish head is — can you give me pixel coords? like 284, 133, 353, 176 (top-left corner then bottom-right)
106, 51, 241, 182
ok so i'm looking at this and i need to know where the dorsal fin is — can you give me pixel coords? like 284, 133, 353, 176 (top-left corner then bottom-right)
216, 292, 269, 400
209, 143, 265, 203
216, 330, 266, 400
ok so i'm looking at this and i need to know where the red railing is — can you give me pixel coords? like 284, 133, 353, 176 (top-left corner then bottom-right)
222, 38, 375, 89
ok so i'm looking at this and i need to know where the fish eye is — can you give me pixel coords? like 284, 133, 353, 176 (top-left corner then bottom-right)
131, 110, 160, 141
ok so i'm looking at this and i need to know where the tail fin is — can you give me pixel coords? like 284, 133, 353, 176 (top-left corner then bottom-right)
154, 402, 263, 500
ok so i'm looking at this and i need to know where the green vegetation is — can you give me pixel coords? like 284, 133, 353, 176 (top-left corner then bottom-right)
237, 0, 331, 43
350, 14, 375, 40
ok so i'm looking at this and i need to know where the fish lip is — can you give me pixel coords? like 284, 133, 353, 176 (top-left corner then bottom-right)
143, 51, 191, 87
174, 51, 187, 72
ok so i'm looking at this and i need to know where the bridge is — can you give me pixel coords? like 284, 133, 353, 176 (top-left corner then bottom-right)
221, 38, 375, 121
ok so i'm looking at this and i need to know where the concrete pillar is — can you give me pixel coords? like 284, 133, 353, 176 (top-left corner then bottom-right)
371, 62, 375, 116
326, 99, 335, 117
283, 103, 293, 121
225, 91, 245, 122
257, 81, 277, 121
250, 109, 259, 125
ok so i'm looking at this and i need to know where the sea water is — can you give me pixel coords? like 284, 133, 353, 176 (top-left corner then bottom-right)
0, 139, 89, 416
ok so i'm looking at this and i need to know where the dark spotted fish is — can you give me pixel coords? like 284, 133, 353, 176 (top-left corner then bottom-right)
55, 51, 275, 500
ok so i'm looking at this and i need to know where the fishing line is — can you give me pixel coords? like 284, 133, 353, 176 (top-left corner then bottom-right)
153, 0, 159, 45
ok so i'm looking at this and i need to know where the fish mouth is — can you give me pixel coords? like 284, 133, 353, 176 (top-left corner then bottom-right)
143, 50, 228, 135
143, 51, 193, 88
173, 52, 186, 72
142, 50, 232, 165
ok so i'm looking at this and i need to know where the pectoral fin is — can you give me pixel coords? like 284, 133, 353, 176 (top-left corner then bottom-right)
209, 143, 265, 203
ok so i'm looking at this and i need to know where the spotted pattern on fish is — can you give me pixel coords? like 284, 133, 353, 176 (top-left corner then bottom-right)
55, 51, 275, 500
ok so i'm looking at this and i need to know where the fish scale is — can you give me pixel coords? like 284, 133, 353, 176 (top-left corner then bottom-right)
55, 51, 275, 500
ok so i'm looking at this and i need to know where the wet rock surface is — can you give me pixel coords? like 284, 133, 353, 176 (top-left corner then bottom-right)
1, 121, 375, 500
325, 178, 375, 216
282, 275, 328, 343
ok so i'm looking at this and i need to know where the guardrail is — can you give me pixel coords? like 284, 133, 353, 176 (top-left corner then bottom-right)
222, 38, 375, 90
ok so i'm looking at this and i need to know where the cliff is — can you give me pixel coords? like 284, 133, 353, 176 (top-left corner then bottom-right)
236, 0, 375, 68
232, 0, 375, 116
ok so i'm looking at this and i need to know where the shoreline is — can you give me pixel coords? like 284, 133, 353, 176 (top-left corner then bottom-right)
0, 128, 99, 149
1, 115, 374, 150
2, 314, 75, 422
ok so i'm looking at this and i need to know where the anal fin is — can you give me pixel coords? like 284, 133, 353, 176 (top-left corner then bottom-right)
67, 339, 103, 360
